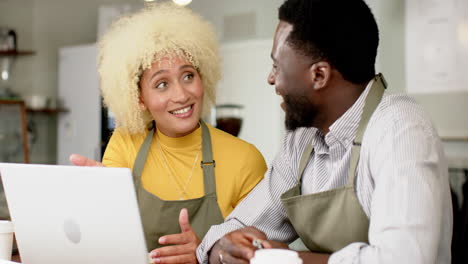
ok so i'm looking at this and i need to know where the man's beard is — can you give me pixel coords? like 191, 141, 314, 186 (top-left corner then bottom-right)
284, 94, 316, 131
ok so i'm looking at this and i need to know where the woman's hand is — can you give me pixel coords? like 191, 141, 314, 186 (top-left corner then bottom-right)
149, 208, 200, 264
69, 154, 104, 167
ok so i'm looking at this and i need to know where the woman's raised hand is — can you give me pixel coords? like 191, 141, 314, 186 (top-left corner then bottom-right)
69, 154, 104, 167
149, 208, 200, 264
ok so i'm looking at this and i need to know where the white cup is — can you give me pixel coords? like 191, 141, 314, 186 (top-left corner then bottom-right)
250, 249, 303, 264
0, 221, 13, 261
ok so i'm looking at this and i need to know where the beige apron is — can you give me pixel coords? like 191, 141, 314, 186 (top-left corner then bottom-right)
281, 74, 387, 253
132, 120, 224, 250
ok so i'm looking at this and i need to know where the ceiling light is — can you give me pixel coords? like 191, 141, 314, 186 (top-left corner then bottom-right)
143, 0, 192, 6
1, 70, 8, 81
172, 0, 192, 6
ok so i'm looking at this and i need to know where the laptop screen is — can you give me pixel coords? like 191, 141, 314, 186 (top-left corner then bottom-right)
0, 163, 149, 264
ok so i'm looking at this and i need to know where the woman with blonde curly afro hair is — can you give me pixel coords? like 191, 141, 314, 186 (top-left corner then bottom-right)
69, 2, 266, 264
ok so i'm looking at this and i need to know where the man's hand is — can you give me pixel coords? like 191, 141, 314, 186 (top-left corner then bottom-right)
209, 227, 268, 264
69, 154, 104, 167
149, 208, 200, 264
260, 240, 289, 250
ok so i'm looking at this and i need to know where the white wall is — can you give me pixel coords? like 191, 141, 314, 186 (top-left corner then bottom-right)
30, 0, 139, 98
366, 0, 406, 93
218, 40, 285, 164
366, 0, 468, 160
189, 0, 284, 42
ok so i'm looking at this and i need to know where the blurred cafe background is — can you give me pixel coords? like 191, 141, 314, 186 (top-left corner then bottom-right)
0, 0, 467, 262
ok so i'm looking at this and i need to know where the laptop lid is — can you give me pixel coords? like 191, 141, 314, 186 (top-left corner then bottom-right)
0, 163, 149, 264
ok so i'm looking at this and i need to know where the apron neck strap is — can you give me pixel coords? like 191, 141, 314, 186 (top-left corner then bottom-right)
297, 144, 314, 187
132, 120, 217, 196
346, 73, 386, 187
133, 121, 156, 189
200, 121, 217, 196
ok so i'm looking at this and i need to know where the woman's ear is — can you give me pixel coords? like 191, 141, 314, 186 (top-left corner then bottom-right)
310, 61, 331, 90
138, 96, 147, 111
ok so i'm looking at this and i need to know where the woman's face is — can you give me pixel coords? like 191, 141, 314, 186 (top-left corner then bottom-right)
139, 56, 204, 137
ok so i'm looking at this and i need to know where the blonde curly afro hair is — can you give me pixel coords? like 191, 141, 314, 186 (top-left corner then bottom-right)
98, 2, 221, 134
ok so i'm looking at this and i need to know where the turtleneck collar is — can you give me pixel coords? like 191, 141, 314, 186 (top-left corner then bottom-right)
155, 124, 202, 150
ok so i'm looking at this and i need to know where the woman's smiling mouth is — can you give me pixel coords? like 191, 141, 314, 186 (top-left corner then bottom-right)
169, 104, 194, 116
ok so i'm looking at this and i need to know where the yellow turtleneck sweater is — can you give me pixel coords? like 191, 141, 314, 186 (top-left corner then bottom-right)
102, 123, 267, 218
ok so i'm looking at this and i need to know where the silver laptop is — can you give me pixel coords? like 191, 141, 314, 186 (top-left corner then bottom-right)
0, 163, 149, 264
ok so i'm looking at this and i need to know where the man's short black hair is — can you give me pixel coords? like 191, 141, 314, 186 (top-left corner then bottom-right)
279, 0, 379, 84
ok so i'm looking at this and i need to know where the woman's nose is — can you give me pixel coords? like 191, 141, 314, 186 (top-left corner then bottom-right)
171, 82, 190, 103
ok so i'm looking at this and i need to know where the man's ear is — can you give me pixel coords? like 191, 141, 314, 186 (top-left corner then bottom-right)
310, 61, 331, 90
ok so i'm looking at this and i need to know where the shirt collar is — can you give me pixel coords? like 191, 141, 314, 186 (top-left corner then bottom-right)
325, 78, 375, 148
312, 129, 328, 154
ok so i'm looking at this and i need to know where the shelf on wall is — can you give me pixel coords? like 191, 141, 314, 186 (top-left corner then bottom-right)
26, 108, 69, 114
1, 100, 68, 114
0, 50, 36, 56
0, 98, 23, 104
441, 136, 468, 142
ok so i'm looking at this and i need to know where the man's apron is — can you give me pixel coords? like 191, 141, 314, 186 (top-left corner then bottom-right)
281, 74, 386, 253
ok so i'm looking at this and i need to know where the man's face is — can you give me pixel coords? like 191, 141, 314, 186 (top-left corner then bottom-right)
268, 21, 317, 131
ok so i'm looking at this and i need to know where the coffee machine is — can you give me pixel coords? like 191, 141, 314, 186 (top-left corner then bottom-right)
214, 104, 244, 137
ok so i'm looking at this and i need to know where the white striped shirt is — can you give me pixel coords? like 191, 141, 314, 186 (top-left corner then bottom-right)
197, 80, 453, 264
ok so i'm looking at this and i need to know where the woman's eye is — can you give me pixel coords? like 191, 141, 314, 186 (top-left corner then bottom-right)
155, 82, 167, 89
183, 73, 194, 81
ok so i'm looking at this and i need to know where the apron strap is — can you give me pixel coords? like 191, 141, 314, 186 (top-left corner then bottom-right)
297, 143, 314, 189
200, 121, 217, 196
346, 74, 386, 187
132, 121, 156, 190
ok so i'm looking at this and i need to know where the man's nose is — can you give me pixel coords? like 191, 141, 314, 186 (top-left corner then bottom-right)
267, 70, 275, 85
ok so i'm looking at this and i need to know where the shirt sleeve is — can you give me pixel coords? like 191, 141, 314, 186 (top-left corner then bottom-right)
232, 144, 267, 207
329, 116, 452, 263
102, 129, 131, 168
197, 129, 315, 263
